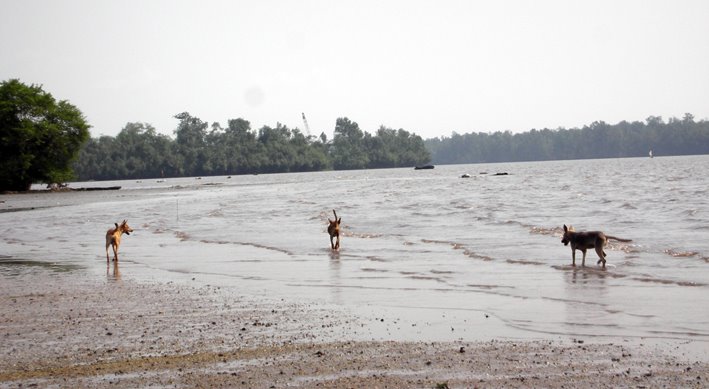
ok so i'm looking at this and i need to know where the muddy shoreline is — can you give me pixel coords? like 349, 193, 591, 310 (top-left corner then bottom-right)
0, 263, 706, 388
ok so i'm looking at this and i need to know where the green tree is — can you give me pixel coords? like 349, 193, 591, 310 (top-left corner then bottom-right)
331, 117, 369, 170
173, 112, 209, 176
0, 79, 90, 191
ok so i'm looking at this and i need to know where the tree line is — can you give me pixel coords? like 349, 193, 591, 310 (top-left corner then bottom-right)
4, 78, 709, 191
72, 114, 431, 181
425, 114, 709, 164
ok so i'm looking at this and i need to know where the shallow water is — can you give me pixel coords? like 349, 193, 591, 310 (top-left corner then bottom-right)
1, 155, 708, 348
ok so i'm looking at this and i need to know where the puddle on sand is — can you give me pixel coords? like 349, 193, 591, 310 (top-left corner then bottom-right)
0, 255, 84, 277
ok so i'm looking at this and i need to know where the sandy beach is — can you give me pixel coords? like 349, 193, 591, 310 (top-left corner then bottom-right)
1, 263, 706, 388
2, 161, 709, 387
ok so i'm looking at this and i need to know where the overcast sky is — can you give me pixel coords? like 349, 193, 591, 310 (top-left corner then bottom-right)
2, 0, 708, 139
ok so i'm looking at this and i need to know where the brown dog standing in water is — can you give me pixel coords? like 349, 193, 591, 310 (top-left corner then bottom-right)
327, 210, 341, 250
106, 220, 133, 263
561, 224, 631, 268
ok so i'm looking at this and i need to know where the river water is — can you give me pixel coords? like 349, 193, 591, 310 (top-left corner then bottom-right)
1, 155, 708, 349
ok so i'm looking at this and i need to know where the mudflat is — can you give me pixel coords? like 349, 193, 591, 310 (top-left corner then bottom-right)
1, 263, 706, 388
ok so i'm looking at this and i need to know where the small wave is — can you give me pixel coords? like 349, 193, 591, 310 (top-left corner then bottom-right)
174, 231, 190, 241
361, 267, 388, 273
542, 296, 608, 308
664, 249, 699, 258
647, 329, 709, 338
199, 239, 294, 255
462, 249, 494, 261
620, 202, 637, 209
420, 239, 495, 261
199, 239, 229, 245
343, 231, 383, 239
631, 276, 705, 287
506, 259, 546, 266
421, 238, 452, 245
289, 198, 316, 205
466, 283, 511, 290
528, 225, 563, 237
606, 241, 639, 254
407, 274, 444, 282
430, 269, 455, 274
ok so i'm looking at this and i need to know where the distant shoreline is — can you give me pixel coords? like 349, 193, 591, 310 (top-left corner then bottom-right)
1, 185, 121, 195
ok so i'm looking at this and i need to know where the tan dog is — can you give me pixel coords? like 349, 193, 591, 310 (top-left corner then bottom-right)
561, 224, 631, 268
105, 220, 133, 263
327, 210, 341, 250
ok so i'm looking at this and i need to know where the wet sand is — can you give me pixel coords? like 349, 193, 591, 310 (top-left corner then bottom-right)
1, 263, 707, 388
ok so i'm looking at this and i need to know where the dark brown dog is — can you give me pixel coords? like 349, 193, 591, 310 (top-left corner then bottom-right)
327, 210, 341, 250
105, 220, 133, 262
561, 224, 631, 268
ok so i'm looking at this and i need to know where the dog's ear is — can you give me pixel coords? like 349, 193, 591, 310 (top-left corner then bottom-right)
337, 217, 341, 224
115, 222, 119, 229
563, 224, 568, 232
122, 219, 127, 225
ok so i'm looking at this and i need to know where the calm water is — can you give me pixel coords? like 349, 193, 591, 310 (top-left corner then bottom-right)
1, 156, 708, 348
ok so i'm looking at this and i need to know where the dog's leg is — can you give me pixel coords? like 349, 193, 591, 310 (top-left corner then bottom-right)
335, 235, 340, 250
595, 247, 606, 268
330, 235, 335, 250
571, 249, 576, 266
581, 249, 587, 267
106, 241, 110, 263
112, 243, 119, 262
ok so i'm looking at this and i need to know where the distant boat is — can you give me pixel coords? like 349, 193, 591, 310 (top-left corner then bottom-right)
649, 149, 653, 158
414, 165, 435, 170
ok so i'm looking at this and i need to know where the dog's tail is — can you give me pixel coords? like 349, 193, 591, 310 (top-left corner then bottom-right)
606, 235, 632, 242
332, 209, 338, 220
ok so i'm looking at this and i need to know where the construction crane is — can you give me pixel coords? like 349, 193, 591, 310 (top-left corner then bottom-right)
301, 112, 311, 136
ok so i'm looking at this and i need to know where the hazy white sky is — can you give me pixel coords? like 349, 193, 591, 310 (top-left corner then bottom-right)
2, 0, 708, 139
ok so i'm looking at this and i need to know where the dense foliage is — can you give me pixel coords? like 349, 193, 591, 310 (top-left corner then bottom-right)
0, 79, 90, 191
9, 78, 703, 186
425, 114, 709, 164
73, 114, 431, 180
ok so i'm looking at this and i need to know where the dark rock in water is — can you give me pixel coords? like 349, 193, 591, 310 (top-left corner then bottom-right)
414, 165, 435, 170
77, 186, 122, 191
493, 172, 508, 176
461, 173, 471, 178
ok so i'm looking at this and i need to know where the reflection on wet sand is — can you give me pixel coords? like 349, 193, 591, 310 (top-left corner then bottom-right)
329, 251, 342, 304
107, 261, 121, 282
563, 266, 615, 337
